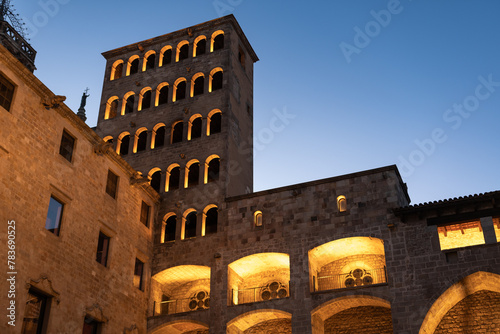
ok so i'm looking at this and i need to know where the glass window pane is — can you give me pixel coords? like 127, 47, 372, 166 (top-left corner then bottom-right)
45, 197, 63, 235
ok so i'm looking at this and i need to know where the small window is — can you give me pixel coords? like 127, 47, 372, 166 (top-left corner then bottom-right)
209, 112, 221, 135
185, 212, 197, 239
175, 81, 186, 101
187, 162, 200, 187
124, 95, 135, 114
205, 207, 218, 235
140, 201, 151, 227
129, 58, 139, 75
211, 71, 223, 91
190, 117, 202, 140
168, 166, 180, 191
141, 90, 152, 110
45, 196, 64, 235
146, 54, 156, 70
155, 126, 166, 148
193, 76, 204, 96
207, 158, 220, 183
162, 49, 172, 65
119, 135, 130, 156
238, 47, 246, 69
171, 122, 183, 144
59, 130, 75, 162
150, 171, 161, 193
254, 211, 263, 227
0, 72, 15, 111
213, 34, 224, 51
106, 170, 118, 199
179, 44, 189, 61
83, 316, 101, 334
164, 215, 176, 242
158, 86, 169, 105
21, 289, 49, 333
337, 196, 347, 212
96, 232, 110, 267
136, 131, 148, 152
134, 258, 144, 290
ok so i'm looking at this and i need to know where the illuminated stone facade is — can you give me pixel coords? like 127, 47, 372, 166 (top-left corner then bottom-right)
2, 14, 500, 334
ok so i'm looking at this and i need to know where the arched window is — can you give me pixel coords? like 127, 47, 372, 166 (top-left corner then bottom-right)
163, 214, 176, 242
185, 160, 200, 188
144, 52, 156, 71
337, 195, 347, 212
173, 78, 187, 101
149, 169, 162, 193
184, 211, 197, 239
211, 31, 224, 51
152, 124, 166, 149
118, 132, 130, 156
123, 93, 135, 114
171, 121, 183, 144
139, 88, 152, 111
103, 136, 113, 144
210, 69, 223, 92
128, 56, 140, 75
207, 110, 222, 135
188, 114, 202, 140
191, 73, 205, 97
166, 164, 180, 192
157, 83, 169, 106
254, 211, 263, 227
194, 36, 207, 57
160, 46, 172, 66
135, 128, 148, 153
206, 156, 220, 183
176, 41, 189, 62
105, 97, 119, 120
204, 206, 218, 235
111, 60, 123, 80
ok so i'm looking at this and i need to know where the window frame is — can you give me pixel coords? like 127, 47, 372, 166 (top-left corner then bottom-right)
140, 201, 151, 227
0, 71, 15, 112
59, 129, 76, 163
21, 288, 51, 334
105, 170, 119, 199
96, 231, 111, 267
45, 196, 64, 236
134, 258, 145, 291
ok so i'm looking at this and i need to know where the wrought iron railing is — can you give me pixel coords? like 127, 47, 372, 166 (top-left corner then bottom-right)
232, 281, 289, 305
0, 20, 36, 71
154, 291, 209, 316
315, 267, 387, 292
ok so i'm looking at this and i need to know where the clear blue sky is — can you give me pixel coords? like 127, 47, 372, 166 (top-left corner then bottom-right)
16, 0, 500, 204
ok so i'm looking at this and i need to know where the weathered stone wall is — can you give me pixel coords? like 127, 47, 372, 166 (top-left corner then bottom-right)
244, 319, 292, 334
324, 306, 392, 334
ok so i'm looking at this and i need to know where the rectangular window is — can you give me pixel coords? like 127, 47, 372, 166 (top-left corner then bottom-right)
134, 258, 144, 290
0, 72, 15, 111
59, 130, 75, 162
96, 232, 110, 267
140, 201, 150, 227
45, 196, 64, 236
437, 220, 485, 250
105, 170, 118, 199
82, 316, 100, 334
21, 289, 49, 334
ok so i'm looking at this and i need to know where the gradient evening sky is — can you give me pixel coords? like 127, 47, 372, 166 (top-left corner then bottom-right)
15, 0, 500, 204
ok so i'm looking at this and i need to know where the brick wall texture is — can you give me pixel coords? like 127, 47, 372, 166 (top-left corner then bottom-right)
324, 306, 392, 334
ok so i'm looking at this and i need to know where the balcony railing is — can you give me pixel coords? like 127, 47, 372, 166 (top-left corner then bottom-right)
315, 267, 387, 292
231, 281, 289, 305
0, 21, 36, 72
154, 292, 209, 316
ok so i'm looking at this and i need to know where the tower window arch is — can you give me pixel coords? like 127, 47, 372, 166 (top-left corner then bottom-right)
127, 55, 140, 76
159, 45, 172, 66
209, 68, 223, 92
207, 109, 222, 136
182, 210, 197, 239
211, 30, 224, 52
139, 88, 152, 111
171, 121, 183, 144
149, 168, 162, 193
191, 73, 205, 97
188, 114, 202, 140
185, 160, 200, 188
156, 83, 169, 106
152, 123, 166, 149
176, 41, 189, 62
123, 92, 135, 115
194, 36, 207, 57
337, 195, 347, 212
110, 60, 124, 80
254, 211, 263, 227
134, 128, 148, 153
117, 132, 130, 156
144, 51, 156, 71
103, 136, 113, 144
162, 214, 177, 242
104, 96, 119, 120
166, 164, 180, 192
173, 78, 187, 102
206, 156, 220, 183
203, 205, 218, 236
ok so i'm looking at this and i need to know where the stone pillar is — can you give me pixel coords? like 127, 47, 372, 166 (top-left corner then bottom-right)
480, 216, 497, 244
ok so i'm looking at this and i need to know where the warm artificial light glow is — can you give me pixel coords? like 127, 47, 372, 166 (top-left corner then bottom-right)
437, 221, 485, 250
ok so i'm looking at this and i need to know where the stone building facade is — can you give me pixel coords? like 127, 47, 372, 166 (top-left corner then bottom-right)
1, 14, 500, 334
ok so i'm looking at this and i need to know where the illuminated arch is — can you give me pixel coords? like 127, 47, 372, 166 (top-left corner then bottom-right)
110, 60, 124, 80
173, 77, 187, 102
190, 72, 205, 97
176, 40, 189, 62
142, 50, 156, 71
159, 45, 172, 67
187, 114, 203, 141
254, 210, 263, 227
165, 163, 181, 192
202, 204, 218, 236
155, 82, 169, 106
209, 67, 223, 92
419, 271, 500, 334
138, 87, 152, 111
337, 195, 347, 212
150, 320, 209, 334
122, 91, 135, 115
204, 154, 220, 184
104, 96, 119, 120
126, 55, 140, 76
227, 309, 291, 334
210, 30, 224, 52
151, 123, 166, 149
184, 159, 200, 188
116, 131, 131, 155
308, 237, 386, 292
171, 120, 184, 144
228, 253, 290, 306
181, 208, 197, 240
161, 212, 177, 243
148, 167, 162, 193
207, 109, 222, 136
311, 295, 392, 334
103, 135, 113, 143
133, 127, 148, 153
193, 35, 207, 57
